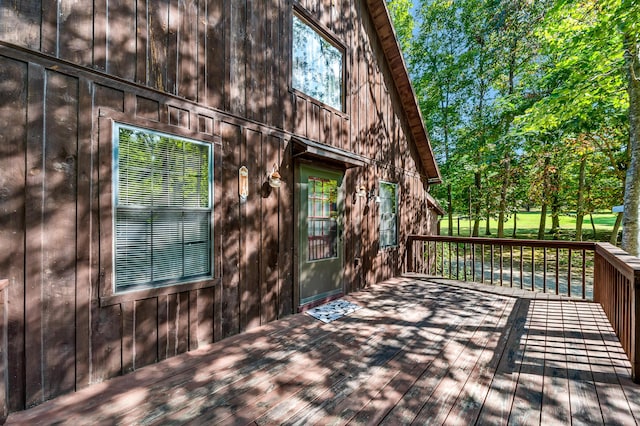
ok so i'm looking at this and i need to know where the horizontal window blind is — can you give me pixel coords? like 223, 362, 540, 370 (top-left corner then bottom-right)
114, 124, 212, 292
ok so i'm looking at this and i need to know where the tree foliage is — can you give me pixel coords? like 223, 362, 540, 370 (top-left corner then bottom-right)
388, 0, 632, 245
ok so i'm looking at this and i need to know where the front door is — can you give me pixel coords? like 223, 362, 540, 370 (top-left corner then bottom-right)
298, 164, 344, 306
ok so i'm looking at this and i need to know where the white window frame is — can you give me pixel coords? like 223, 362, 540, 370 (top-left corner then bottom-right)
112, 122, 214, 293
292, 11, 345, 111
379, 181, 399, 249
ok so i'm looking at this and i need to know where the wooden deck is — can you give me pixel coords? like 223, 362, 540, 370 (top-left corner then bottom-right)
7, 276, 640, 425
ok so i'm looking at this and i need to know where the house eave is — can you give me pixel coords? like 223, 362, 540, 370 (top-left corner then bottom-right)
365, 0, 442, 184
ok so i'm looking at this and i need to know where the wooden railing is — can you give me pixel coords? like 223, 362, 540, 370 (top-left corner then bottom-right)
406, 235, 596, 299
593, 243, 640, 382
406, 235, 640, 381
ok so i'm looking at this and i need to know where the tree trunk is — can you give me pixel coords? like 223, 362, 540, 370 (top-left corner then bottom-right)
538, 203, 547, 240
512, 212, 517, 238
575, 157, 586, 241
550, 168, 561, 240
611, 211, 623, 245
497, 154, 510, 238
473, 172, 481, 237
590, 213, 597, 240
622, 34, 640, 256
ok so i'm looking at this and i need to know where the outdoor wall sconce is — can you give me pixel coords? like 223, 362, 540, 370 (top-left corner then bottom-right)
268, 164, 282, 188
352, 183, 367, 204
367, 187, 380, 205
239, 166, 249, 201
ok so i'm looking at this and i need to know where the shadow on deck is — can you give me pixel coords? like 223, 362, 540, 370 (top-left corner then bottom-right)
7, 275, 640, 425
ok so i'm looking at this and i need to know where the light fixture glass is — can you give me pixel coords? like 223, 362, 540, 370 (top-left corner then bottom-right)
239, 166, 249, 201
268, 164, 282, 188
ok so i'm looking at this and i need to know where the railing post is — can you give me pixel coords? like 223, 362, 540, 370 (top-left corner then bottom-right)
407, 236, 414, 273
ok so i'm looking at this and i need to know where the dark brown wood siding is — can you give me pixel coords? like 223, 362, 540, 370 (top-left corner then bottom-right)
0, 0, 439, 412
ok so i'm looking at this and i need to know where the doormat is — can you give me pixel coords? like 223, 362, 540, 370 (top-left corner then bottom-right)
305, 299, 362, 323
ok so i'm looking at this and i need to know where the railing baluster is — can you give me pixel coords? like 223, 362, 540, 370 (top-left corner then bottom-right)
456, 242, 460, 280
499, 245, 504, 286
519, 246, 524, 289
510, 245, 514, 287
463, 242, 467, 281
490, 245, 495, 285
543, 247, 547, 293
582, 249, 586, 299
555, 248, 560, 294
481, 244, 485, 284
441, 241, 445, 276
448, 242, 452, 279
568, 248, 572, 297
471, 243, 476, 282
531, 247, 535, 292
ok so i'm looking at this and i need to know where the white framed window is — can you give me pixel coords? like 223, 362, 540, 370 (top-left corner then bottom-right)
112, 123, 213, 292
379, 181, 398, 249
292, 13, 344, 111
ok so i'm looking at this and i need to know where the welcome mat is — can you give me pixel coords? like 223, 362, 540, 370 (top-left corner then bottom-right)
305, 299, 362, 323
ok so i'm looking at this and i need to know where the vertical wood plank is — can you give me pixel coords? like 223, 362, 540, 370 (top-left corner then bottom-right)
177, 292, 189, 354
213, 142, 223, 342
157, 295, 169, 361
178, 0, 198, 100
0, 56, 27, 411
309, 103, 320, 141
75, 77, 94, 392
265, 0, 282, 128
246, 0, 266, 122
221, 121, 241, 337
135, 0, 149, 85
208, 0, 225, 108
59, 0, 93, 65
94, 0, 107, 71
197, 0, 208, 103
166, 0, 179, 94
0, 0, 41, 50
134, 298, 158, 368
121, 301, 135, 373
295, 95, 306, 137
106, 0, 136, 80
261, 135, 280, 324
148, 0, 169, 92
196, 287, 215, 346
24, 62, 45, 407
229, 0, 247, 116
91, 303, 122, 383
278, 139, 293, 316
0, 283, 7, 421
41, 0, 57, 55
189, 290, 198, 350
242, 129, 262, 330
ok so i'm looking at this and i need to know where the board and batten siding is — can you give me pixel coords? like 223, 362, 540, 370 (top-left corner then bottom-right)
0, 0, 439, 413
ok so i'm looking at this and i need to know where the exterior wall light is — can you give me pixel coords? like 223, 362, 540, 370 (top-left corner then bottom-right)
268, 164, 282, 188
239, 166, 249, 201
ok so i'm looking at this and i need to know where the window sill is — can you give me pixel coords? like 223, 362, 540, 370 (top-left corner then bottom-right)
99, 277, 221, 307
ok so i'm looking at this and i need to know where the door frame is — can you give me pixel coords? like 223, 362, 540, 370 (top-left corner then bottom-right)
293, 161, 345, 311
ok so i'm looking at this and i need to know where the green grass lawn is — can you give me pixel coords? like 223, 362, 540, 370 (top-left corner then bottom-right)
440, 211, 620, 242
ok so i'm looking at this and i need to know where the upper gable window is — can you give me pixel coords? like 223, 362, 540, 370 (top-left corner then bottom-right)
292, 13, 344, 111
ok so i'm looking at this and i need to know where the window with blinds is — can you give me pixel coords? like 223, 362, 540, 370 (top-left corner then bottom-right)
113, 123, 213, 292
379, 181, 398, 249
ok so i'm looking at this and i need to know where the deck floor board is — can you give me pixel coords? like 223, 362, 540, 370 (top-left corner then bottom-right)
6, 276, 640, 425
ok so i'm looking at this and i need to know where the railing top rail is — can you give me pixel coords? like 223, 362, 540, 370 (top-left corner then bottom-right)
595, 242, 640, 282
407, 234, 597, 250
